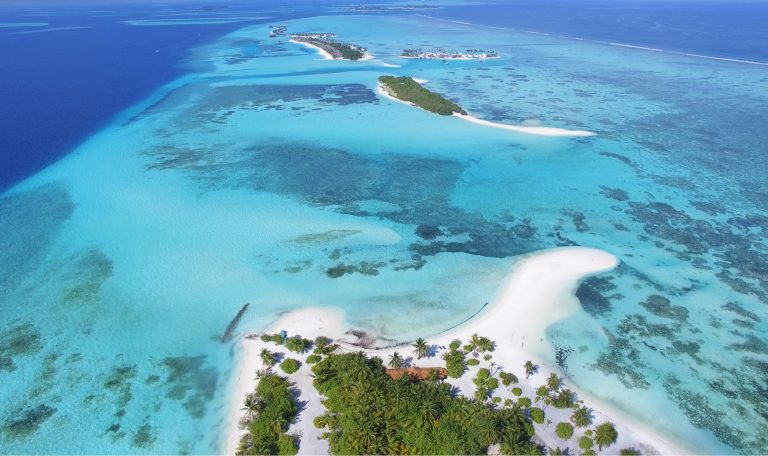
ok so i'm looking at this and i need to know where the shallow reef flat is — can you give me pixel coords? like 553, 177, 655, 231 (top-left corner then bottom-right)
0, 11, 767, 455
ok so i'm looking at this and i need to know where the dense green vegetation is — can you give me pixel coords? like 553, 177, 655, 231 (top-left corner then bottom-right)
595, 422, 619, 450
312, 352, 539, 455
260, 333, 285, 344
237, 373, 298, 455
579, 436, 594, 451
500, 372, 518, 386
441, 343, 468, 378
280, 358, 301, 374
285, 336, 311, 353
530, 407, 545, 424
306, 354, 322, 364
378, 76, 467, 116
555, 422, 574, 440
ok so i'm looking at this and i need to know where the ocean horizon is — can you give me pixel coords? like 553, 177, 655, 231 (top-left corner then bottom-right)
1, 0, 767, 454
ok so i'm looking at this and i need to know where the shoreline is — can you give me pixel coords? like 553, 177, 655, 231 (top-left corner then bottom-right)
224, 247, 691, 455
453, 112, 596, 137
289, 38, 375, 61
376, 81, 595, 137
289, 38, 333, 60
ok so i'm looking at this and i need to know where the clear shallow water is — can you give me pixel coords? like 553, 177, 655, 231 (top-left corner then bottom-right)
1, 2, 767, 454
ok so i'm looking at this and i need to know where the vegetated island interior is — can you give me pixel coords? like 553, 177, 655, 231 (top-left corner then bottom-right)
235, 332, 625, 456
291, 33, 368, 60
379, 75, 467, 116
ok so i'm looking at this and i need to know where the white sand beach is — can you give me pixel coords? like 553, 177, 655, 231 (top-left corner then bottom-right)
289, 39, 333, 60
376, 80, 595, 138
225, 247, 689, 455
454, 113, 596, 137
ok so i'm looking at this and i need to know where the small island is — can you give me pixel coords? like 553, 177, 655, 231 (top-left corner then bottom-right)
269, 25, 287, 38
401, 48, 499, 60
291, 33, 368, 60
378, 76, 467, 116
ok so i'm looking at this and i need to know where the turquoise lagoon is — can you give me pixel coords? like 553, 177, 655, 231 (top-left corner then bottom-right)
1, 11, 767, 455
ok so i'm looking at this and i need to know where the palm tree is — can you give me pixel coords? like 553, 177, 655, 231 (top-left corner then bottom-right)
412, 337, 428, 360
524, 360, 537, 378
546, 373, 561, 392
241, 392, 261, 420
571, 406, 591, 427
388, 351, 405, 368
594, 422, 618, 450
259, 348, 274, 366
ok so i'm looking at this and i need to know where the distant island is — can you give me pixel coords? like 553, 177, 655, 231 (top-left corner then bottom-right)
402, 48, 499, 60
269, 25, 287, 38
290, 33, 368, 60
378, 76, 467, 116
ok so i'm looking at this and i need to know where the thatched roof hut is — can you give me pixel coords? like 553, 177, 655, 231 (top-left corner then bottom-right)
386, 366, 447, 381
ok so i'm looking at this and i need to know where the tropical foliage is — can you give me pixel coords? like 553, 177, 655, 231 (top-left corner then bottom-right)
306, 354, 322, 364
620, 448, 641, 455
441, 345, 467, 378
571, 405, 591, 427
524, 360, 537, 378
412, 337, 429, 359
280, 358, 301, 374
555, 422, 574, 440
237, 373, 298, 455
378, 76, 467, 116
529, 407, 545, 424
499, 371, 518, 386
311, 352, 537, 455
594, 422, 618, 450
579, 436, 594, 450
285, 336, 311, 354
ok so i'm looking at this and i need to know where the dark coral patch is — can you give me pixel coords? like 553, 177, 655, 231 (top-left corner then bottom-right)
163, 356, 218, 419
0, 322, 43, 373
0, 404, 56, 440
639, 294, 689, 322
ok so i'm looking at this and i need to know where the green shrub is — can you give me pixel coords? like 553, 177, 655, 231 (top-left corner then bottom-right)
583, 450, 596, 456
276, 434, 298, 455
467, 358, 480, 366
285, 336, 311, 354
449, 339, 462, 351
463, 344, 474, 352
499, 372, 518, 386
260, 333, 284, 344
314, 336, 332, 348
517, 397, 532, 408
483, 354, 492, 361
477, 368, 490, 379
530, 407, 545, 424
306, 354, 322, 364
579, 436, 594, 450
620, 448, 641, 455
443, 349, 467, 378
555, 422, 574, 440
492, 396, 501, 404
512, 387, 523, 396
280, 358, 301, 374
552, 388, 575, 409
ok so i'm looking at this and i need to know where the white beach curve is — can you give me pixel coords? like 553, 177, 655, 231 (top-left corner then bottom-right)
376, 82, 595, 137
224, 247, 690, 455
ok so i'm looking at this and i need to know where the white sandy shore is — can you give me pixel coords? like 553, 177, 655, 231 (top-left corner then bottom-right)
454, 113, 596, 137
376, 81, 595, 138
225, 247, 689, 455
289, 39, 333, 60
289, 39, 374, 62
